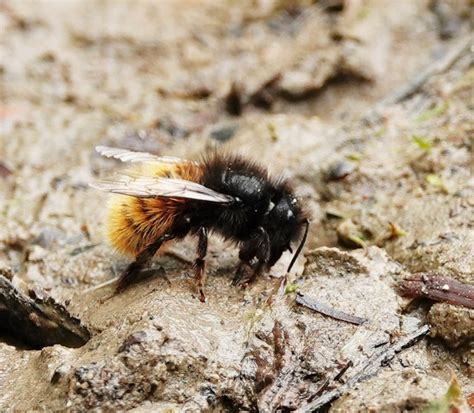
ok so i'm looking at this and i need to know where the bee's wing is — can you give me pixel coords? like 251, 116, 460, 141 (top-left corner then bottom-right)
90, 175, 235, 203
96, 146, 193, 164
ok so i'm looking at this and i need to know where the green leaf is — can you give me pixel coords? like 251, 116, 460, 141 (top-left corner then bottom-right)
346, 152, 363, 161
267, 123, 279, 142
412, 135, 433, 151
426, 174, 443, 187
425, 174, 449, 194
348, 235, 367, 248
422, 375, 462, 413
374, 127, 386, 138
285, 283, 299, 294
389, 222, 408, 238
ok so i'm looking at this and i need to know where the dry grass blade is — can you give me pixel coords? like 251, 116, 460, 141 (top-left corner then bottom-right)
296, 293, 367, 325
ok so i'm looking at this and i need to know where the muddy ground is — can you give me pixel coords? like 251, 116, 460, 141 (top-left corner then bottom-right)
0, 0, 473, 411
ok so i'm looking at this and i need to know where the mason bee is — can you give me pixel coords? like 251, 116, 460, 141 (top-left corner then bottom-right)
90, 146, 309, 301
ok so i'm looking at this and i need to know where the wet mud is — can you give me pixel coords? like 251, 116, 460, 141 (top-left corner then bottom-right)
0, 0, 472, 411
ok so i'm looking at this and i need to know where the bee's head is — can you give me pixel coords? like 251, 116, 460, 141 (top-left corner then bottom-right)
263, 191, 309, 270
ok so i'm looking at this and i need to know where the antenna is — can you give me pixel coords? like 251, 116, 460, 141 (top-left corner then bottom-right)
287, 219, 309, 273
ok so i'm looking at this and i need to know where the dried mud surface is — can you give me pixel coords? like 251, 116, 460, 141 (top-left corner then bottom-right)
0, 0, 473, 411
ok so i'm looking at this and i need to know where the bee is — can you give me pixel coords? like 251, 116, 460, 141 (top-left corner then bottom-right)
90, 146, 309, 301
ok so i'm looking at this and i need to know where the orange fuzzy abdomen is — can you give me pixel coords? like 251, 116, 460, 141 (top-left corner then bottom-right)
107, 162, 202, 257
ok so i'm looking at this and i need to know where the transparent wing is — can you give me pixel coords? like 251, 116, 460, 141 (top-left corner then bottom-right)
96, 146, 192, 164
90, 175, 235, 203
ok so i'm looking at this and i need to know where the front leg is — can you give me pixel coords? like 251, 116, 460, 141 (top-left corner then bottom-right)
116, 233, 175, 293
193, 227, 208, 302
233, 227, 270, 285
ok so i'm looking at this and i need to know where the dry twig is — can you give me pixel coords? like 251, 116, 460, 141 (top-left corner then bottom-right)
398, 273, 474, 309
296, 293, 367, 325
296, 325, 430, 412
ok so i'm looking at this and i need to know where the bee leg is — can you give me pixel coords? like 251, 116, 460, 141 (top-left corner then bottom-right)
192, 227, 208, 302
245, 259, 265, 285
233, 243, 257, 285
116, 233, 175, 293
245, 229, 270, 285
233, 261, 252, 285
234, 227, 270, 285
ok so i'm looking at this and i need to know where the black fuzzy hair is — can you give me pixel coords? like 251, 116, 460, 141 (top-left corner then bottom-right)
198, 152, 309, 270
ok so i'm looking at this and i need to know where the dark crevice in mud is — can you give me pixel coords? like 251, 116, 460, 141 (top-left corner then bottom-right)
0, 312, 35, 350
224, 72, 370, 116
0, 275, 91, 350
280, 72, 370, 104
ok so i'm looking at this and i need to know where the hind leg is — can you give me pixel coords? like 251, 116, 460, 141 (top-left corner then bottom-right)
192, 227, 208, 302
116, 233, 175, 292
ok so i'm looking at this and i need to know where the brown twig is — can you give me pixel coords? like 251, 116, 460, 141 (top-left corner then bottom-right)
398, 273, 474, 309
296, 293, 367, 325
307, 360, 353, 403
257, 320, 295, 411
333, 360, 353, 381
296, 325, 430, 412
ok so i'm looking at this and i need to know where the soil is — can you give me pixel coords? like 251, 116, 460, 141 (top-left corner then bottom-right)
0, 0, 472, 411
